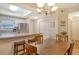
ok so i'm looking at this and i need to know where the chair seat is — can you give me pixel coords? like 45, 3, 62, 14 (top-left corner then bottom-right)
28, 39, 36, 43
26, 44, 38, 55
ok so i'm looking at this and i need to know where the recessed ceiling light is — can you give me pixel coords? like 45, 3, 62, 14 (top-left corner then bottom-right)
33, 16, 38, 19
37, 8, 42, 12
9, 5, 18, 11
51, 6, 58, 11
48, 3, 55, 6
37, 3, 44, 7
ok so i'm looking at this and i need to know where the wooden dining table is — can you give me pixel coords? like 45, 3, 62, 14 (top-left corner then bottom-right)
36, 39, 70, 55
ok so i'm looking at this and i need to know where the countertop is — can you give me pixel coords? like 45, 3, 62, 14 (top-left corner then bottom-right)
0, 33, 41, 39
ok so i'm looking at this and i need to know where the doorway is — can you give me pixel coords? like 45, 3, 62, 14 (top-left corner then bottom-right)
68, 17, 79, 41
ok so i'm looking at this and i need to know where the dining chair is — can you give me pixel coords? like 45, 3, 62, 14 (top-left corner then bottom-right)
35, 35, 43, 44
56, 34, 63, 41
28, 35, 43, 45
14, 40, 26, 55
26, 44, 39, 55
68, 42, 74, 55
64, 35, 68, 42
28, 37, 37, 45
56, 34, 68, 42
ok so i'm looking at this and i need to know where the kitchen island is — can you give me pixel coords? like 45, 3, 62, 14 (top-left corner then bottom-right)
0, 33, 41, 55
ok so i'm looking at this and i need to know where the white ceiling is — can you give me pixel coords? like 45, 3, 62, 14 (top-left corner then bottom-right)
14, 3, 79, 12
0, 3, 79, 18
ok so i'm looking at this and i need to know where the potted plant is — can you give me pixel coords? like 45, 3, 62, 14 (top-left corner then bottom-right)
61, 31, 67, 36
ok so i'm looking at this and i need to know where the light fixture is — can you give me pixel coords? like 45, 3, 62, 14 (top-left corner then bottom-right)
9, 5, 18, 11
36, 3, 58, 15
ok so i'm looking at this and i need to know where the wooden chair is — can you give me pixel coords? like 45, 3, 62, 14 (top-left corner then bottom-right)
56, 34, 61, 41
64, 35, 68, 42
56, 34, 68, 42
26, 44, 38, 55
28, 37, 37, 44
68, 42, 74, 55
28, 35, 43, 45
35, 35, 43, 44
14, 40, 26, 55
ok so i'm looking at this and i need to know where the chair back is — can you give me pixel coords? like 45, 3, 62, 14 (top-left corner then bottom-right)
56, 34, 61, 41
56, 34, 68, 42
68, 42, 74, 55
28, 35, 43, 44
14, 40, 26, 55
35, 35, 43, 44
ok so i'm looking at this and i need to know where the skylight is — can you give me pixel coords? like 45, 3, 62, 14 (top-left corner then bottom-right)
9, 5, 19, 11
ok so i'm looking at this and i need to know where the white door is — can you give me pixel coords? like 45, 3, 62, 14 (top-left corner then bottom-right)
39, 20, 49, 39
39, 20, 56, 39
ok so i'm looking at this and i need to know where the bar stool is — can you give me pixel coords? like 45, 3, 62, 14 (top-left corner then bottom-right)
14, 40, 26, 55
35, 35, 43, 44
26, 44, 39, 55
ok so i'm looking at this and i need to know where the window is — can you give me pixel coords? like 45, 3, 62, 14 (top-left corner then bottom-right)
0, 20, 16, 29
